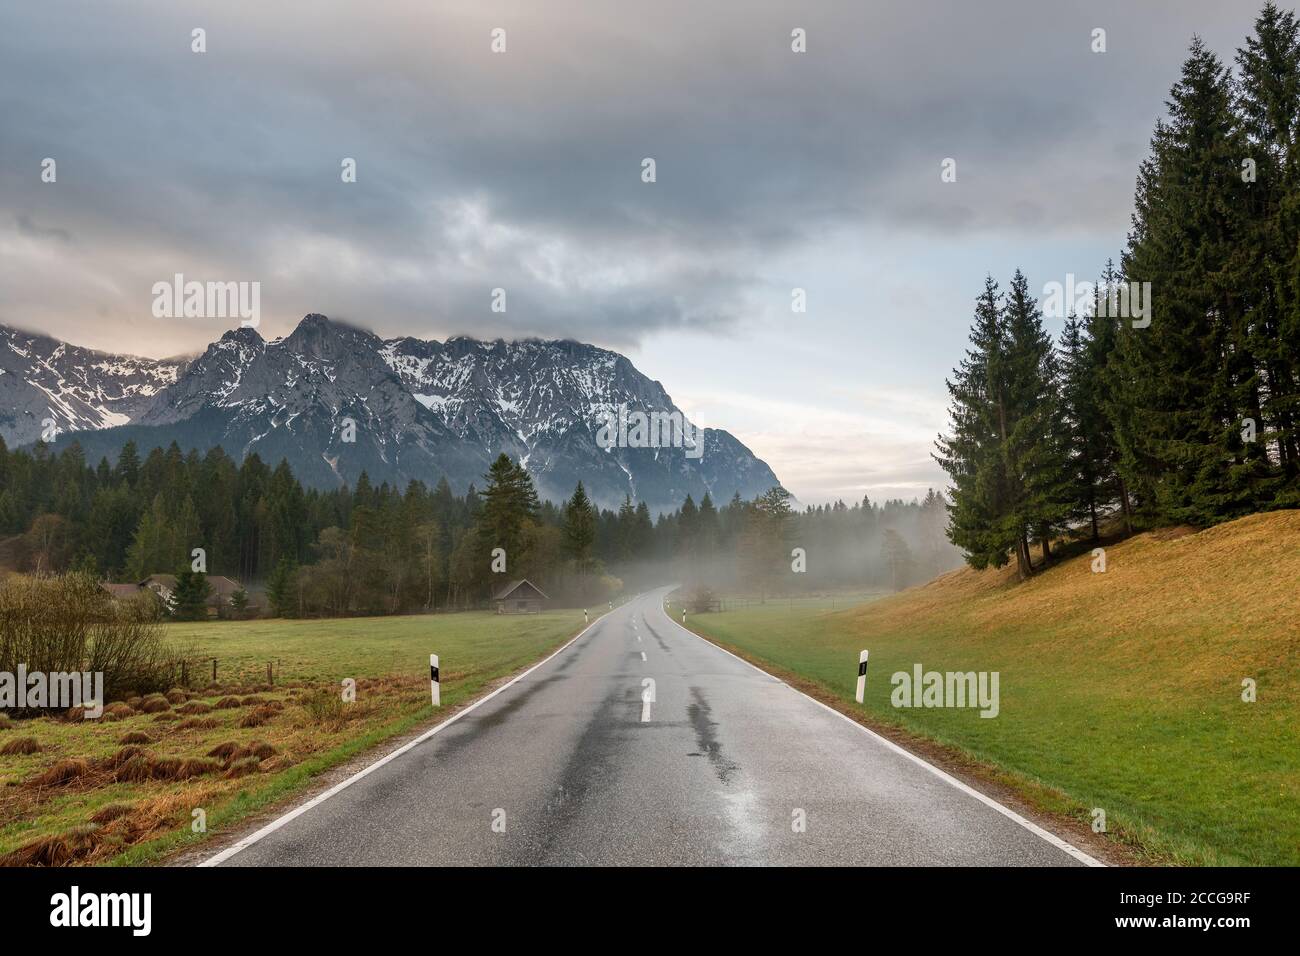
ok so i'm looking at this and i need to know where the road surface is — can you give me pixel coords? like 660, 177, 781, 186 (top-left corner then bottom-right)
207, 587, 1094, 866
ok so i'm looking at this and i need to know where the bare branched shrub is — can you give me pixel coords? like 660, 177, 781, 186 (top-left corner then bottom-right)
0, 573, 188, 713
686, 584, 719, 614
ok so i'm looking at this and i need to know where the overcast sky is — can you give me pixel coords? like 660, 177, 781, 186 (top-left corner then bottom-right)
0, 0, 1269, 504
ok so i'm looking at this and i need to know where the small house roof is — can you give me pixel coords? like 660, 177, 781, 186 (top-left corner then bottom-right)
100, 583, 143, 599
492, 579, 549, 601
139, 574, 241, 592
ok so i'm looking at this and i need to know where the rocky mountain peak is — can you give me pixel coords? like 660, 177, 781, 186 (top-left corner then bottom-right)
7, 317, 781, 514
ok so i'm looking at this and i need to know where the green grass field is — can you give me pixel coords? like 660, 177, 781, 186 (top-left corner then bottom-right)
681, 512, 1300, 866
0, 609, 591, 865
165, 609, 590, 689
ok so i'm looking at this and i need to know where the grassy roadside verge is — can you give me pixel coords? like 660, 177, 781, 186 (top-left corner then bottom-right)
0, 609, 595, 866
672, 512, 1300, 867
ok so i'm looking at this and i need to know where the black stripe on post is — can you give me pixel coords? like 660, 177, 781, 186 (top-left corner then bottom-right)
430, 665, 440, 683
858, 660, 868, 677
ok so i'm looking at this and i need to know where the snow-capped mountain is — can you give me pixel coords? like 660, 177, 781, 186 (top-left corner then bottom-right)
0, 326, 183, 443
6, 315, 780, 514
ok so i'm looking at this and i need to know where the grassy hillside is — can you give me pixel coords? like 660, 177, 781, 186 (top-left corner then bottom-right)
0, 610, 589, 865
684, 511, 1300, 866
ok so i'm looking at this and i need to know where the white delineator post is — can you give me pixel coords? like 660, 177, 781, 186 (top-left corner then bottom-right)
430, 653, 441, 707
855, 649, 869, 704
584, 608, 589, 624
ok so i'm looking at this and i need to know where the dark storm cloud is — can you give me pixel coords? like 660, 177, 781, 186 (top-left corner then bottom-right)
0, 0, 1260, 356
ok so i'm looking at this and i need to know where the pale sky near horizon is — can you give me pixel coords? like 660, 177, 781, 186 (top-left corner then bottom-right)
0, 0, 1266, 504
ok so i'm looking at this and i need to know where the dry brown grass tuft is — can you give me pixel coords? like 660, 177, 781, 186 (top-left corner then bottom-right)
103, 702, 135, 719
152, 713, 179, 723
214, 696, 243, 709
0, 736, 42, 756
176, 700, 211, 715
26, 758, 92, 788
117, 731, 153, 745
223, 756, 262, 779
240, 741, 277, 761
206, 741, 241, 761
0, 713, 11, 730
176, 717, 219, 730
114, 783, 225, 844
111, 755, 154, 783
172, 758, 222, 780
0, 826, 102, 866
138, 696, 170, 714
101, 746, 148, 770
240, 695, 266, 706
89, 803, 133, 824
128, 756, 220, 782
145, 758, 182, 779
238, 704, 281, 728
165, 689, 188, 704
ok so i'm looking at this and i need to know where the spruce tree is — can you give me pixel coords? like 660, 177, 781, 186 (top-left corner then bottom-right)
562, 482, 597, 576
266, 557, 298, 618
935, 277, 1022, 573
938, 273, 1072, 576
1117, 38, 1262, 524
1237, 2, 1300, 497
478, 454, 539, 578
171, 569, 211, 621
697, 492, 719, 560
1003, 270, 1073, 563
677, 494, 699, 560
632, 501, 654, 554
615, 495, 636, 560
1060, 313, 1110, 540
114, 440, 140, 487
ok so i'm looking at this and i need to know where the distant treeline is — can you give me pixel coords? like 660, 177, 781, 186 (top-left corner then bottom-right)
0, 436, 957, 615
938, 6, 1300, 579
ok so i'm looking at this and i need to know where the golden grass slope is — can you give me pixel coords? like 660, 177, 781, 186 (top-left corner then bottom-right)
851, 511, 1300, 700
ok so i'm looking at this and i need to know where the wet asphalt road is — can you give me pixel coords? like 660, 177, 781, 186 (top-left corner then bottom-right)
212, 587, 1089, 866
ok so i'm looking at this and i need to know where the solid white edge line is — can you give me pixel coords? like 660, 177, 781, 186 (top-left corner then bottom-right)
198, 611, 610, 867
657, 594, 1105, 868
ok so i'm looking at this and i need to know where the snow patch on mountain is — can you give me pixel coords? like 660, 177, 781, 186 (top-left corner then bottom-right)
7, 316, 781, 515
